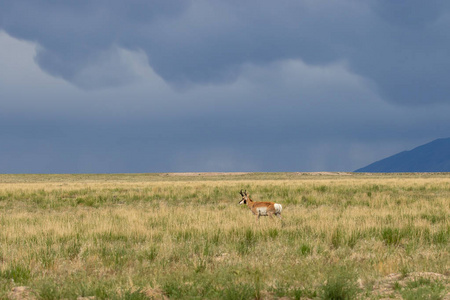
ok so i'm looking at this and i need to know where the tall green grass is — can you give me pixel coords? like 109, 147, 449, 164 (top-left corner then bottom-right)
0, 173, 449, 299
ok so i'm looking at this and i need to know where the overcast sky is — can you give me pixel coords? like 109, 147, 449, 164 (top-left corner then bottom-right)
1, 0, 450, 173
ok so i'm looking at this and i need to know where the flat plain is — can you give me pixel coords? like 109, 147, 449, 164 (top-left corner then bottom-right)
0, 172, 449, 299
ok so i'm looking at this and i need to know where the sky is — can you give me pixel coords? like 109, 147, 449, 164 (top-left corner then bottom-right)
0, 0, 450, 173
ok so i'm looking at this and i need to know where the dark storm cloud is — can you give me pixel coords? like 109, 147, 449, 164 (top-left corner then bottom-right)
1, 0, 450, 104
0, 0, 189, 88
370, 0, 445, 28
1, 1, 450, 174
2, 25, 450, 174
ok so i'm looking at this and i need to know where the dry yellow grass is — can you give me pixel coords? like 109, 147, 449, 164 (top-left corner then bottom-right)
0, 173, 448, 299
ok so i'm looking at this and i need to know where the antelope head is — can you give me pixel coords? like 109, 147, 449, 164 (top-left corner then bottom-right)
239, 189, 248, 205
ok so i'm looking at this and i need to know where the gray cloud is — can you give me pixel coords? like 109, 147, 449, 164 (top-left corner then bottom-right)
370, 0, 446, 28
1, 31, 449, 174
0, 0, 188, 89
1, 0, 450, 104
1, 2, 450, 174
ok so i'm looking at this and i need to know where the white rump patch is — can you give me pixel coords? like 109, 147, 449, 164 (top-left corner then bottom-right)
274, 203, 282, 214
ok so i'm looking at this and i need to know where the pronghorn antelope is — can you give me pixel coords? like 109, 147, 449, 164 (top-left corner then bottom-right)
239, 190, 282, 221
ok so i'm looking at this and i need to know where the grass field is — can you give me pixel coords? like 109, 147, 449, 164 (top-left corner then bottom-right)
0, 172, 449, 299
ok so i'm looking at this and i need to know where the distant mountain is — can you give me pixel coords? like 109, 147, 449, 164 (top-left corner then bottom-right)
355, 138, 450, 173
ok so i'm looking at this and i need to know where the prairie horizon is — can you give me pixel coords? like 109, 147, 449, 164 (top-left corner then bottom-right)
0, 172, 449, 299
3, 3, 450, 299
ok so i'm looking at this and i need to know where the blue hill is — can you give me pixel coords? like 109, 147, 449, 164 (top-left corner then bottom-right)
355, 138, 450, 172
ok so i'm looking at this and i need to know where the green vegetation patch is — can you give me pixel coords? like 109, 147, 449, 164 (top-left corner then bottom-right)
0, 173, 449, 299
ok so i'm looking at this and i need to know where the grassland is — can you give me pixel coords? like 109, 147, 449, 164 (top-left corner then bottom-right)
0, 172, 448, 299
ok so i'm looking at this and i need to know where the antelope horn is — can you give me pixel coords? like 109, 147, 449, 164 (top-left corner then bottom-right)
239, 189, 244, 196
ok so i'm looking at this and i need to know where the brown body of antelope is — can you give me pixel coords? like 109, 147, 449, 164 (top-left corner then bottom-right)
239, 190, 282, 221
